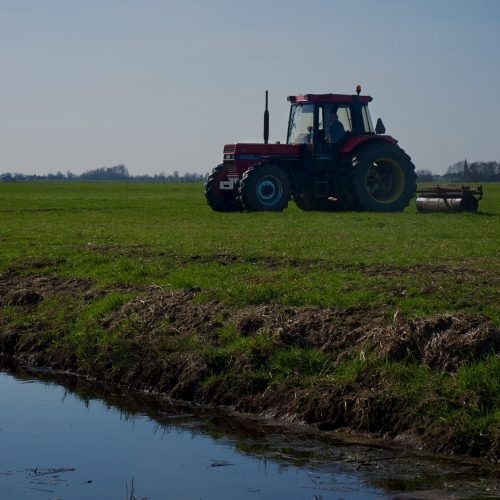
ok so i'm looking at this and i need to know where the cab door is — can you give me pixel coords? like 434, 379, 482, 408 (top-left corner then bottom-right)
287, 102, 315, 171
314, 104, 335, 171
312, 103, 354, 196
312, 104, 332, 196
314, 103, 353, 171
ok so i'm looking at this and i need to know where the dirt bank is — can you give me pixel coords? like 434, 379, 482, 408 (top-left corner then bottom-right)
2, 270, 500, 462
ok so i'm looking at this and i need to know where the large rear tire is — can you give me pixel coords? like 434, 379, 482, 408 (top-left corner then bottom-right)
349, 145, 416, 212
239, 163, 291, 212
204, 164, 243, 212
331, 157, 357, 211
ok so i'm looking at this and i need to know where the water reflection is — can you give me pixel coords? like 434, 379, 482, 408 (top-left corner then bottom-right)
1, 360, 499, 499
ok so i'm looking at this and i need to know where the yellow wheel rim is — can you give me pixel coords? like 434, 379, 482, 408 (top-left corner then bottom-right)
365, 158, 405, 204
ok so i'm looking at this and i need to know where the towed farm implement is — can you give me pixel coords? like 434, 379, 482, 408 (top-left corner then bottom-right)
415, 184, 483, 212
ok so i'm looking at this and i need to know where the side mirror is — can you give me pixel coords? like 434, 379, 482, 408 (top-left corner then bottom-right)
375, 118, 386, 135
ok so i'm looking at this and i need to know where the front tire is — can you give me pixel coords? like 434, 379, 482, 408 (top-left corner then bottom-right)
350, 145, 416, 212
204, 164, 243, 212
239, 163, 291, 212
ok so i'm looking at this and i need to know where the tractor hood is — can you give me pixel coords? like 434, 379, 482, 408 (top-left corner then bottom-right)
222, 143, 301, 178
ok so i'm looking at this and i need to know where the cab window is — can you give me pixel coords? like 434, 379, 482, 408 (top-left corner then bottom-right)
287, 103, 314, 144
318, 104, 352, 144
318, 104, 353, 131
337, 106, 352, 132
361, 105, 375, 133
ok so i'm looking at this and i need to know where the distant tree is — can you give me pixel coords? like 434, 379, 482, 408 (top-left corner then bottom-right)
109, 164, 129, 178
467, 162, 479, 182
80, 164, 129, 180
47, 171, 66, 181
468, 161, 500, 182
416, 169, 434, 182
442, 160, 500, 183
443, 161, 466, 181
486, 161, 500, 181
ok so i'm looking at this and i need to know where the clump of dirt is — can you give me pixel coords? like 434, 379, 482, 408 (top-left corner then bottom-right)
361, 263, 480, 278
2, 271, 500, 461
108, 286, 224, 334
234, 312, 266, 335
258, 305, 500, 371
0, 268, 93, 311
264, 305, 387, 352
362, 313, 500, 370
8, 289, 43, 306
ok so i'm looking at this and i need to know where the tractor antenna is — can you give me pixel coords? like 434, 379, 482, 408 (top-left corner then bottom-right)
263, 91, 269, 144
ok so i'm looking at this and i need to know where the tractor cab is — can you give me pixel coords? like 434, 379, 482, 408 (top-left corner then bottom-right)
287, 93, 373, 143
286, 93, 378, 172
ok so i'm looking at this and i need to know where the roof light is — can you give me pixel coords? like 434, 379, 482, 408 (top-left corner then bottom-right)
356, 85, 361, 95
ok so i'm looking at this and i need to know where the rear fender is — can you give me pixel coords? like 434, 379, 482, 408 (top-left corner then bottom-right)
339, 135, 399, 154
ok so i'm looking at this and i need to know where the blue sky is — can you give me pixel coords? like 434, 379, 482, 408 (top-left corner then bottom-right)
1, 0, 499, 175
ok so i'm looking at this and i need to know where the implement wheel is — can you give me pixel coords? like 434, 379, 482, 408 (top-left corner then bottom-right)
239, 163, 291, 212
350, 145, 416, 212
205, 164, 243, 212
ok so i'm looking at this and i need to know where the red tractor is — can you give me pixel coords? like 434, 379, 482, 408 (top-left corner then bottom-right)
205, 87, 416, 212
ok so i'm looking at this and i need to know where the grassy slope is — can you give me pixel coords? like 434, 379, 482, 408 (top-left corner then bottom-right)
1, 181, 500, 458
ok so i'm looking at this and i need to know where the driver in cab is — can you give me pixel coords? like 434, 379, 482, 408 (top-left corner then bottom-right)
325, 106, 345, 144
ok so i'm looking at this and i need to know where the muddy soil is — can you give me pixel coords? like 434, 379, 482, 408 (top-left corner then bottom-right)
2, 270, 500, 463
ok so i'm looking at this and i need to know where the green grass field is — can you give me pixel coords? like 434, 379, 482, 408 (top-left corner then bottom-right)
1, 181, 499, 319
1, 181, 500, 458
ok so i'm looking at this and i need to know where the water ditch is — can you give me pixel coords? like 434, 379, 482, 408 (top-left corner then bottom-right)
0, 359, 499, 499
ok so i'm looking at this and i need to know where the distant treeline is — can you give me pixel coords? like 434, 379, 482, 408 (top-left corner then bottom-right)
0, 164, 207, 182
2, 161, 499, 184
415, 170, 437, 182
442, 160, 500, 183
415, 160, 499, 183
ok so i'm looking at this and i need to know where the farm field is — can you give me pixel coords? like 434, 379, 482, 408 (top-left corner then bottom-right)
1, 181, 500, 460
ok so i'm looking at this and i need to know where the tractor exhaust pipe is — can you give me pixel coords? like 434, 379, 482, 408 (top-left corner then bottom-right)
263, 90, 269, 144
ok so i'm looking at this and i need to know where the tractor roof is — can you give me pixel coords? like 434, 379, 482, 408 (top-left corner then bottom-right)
287, 94, 372, 103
